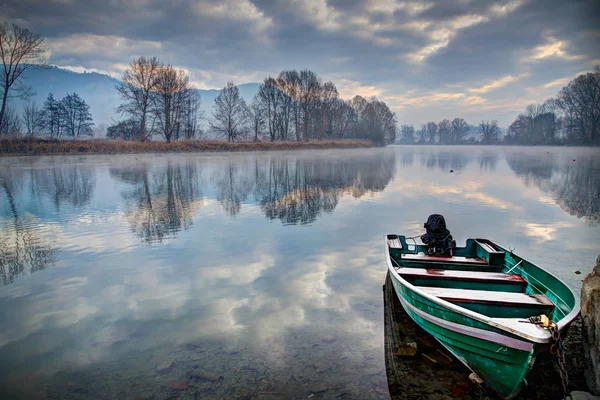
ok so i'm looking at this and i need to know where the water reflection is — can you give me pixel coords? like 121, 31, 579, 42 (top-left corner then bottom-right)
253, 154, 396, 224
478, 152, 498, 171
30, 165, 96, 210
212, 160, 253, 216
0, 169, 64, 286
111, 162, 203, 244
507, 152, 600, 223
420, 150, 470, 171
383, 273, 474, 399
0, 147, 598, 399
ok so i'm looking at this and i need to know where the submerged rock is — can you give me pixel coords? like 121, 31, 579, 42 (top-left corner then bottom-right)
569, 391, 600, 400
167, 379, 190, 390
581, 255, 600, 395
192, 371, 223, 382
156, 360, 175, 374
395, 342, 417, 357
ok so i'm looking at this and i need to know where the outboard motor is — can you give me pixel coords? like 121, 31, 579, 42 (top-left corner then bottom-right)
421, 214, 456, 256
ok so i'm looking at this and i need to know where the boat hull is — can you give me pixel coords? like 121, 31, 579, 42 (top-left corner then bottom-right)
389, 271, 541, 399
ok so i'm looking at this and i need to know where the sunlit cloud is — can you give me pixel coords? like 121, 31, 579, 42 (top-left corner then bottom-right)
542, 77, 572, 89
522, 36, 584, 62
336, 79, 383, 99
291, 0, 341, 32
468, 73, 528, 94
489, 0, 526, 17
193, 0, 273, 42
405, 1, 525, 64
464, 95, 487, 105
47, 34, 162, 57
519, 222, 573, 243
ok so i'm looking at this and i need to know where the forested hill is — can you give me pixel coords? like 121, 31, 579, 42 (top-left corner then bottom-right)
16, 66, 260, 127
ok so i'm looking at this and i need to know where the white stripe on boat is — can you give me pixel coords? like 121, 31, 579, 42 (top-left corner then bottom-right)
398, 295, 535, 352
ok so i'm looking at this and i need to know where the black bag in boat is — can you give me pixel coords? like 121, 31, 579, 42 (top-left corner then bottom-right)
421, 214, 456, 255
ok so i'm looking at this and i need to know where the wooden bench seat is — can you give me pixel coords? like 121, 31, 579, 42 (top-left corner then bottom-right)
401, 253, 488, 265
420, 287, 554, 309
398, 268, 527, 285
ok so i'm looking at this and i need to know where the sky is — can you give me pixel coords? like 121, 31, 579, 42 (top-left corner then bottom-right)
2, 0, 600, 126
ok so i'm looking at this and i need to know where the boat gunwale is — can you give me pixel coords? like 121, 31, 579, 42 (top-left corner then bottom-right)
385, 235, 581, 344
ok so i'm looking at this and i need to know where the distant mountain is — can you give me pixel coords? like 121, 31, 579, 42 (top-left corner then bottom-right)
14, 66, 261, 129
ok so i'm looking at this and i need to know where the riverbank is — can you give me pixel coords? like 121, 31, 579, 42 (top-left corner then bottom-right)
0, 138, 374, 156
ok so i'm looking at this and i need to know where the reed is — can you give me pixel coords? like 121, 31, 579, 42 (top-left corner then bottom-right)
0, 138, 374, 156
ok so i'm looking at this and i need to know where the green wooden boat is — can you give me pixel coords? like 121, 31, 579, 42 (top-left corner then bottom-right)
385, 234, 580, 399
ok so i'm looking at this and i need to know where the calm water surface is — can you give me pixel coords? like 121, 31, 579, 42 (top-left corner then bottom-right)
0, 146, 598, 399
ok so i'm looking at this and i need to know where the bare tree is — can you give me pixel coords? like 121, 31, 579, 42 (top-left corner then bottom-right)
0, 106, 21, 135
211, 82, 249, 142
276, 70, 299, 140
0, 23, 48, 131
400, 124, 415, 143
61, 93, 94, 137
299, 70, 322, 142
22, 101, 44, 136
479, 120, 501, 144
331, 100, 354, 139
181, 91, 202, 140
438, 119, 451, 144
450, 118, 470, 143
152, 65, 192, 143
116, 56, 161, 142
250, 94, 266, 141
256, 77, 280, 142
556, 66, 600, 144
317, 81, 339, 139
418, 124, 427, 143
425, 121, 438, 144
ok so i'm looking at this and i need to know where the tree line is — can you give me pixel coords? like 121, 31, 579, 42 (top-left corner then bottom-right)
1, 93, 94, 138
245, 70, 397, 145
399, 67, 599, 146
506, 67, 599, 145
112, 57, 397, 146
399, 117, 475, 145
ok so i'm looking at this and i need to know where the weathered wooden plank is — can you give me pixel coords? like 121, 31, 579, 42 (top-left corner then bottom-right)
397, 268, 526, 285
420, 287, 554, 308
401, 253, 488, 265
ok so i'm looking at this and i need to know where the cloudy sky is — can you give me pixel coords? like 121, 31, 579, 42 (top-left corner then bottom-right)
3, 0, 599, 126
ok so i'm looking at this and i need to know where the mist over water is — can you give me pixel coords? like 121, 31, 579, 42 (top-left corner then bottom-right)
0, 146, 598, 399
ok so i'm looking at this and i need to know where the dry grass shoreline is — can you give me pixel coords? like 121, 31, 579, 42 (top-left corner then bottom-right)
0, 138, 374, 156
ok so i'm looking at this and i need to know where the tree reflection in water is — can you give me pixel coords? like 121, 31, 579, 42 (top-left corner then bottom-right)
507, 153, 600, 223
215, 152, 397, 224
478, 152, 498, 171
110, 162, 203, 244
0, 164, 96, 285
420, 150, 470, 172
29, 165, 96, 210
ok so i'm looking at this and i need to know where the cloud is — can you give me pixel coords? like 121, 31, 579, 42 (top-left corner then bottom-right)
522, 36, 584, 63
47, 34, 161, 57
542, 77, 571, 89
468, 73, 528, 94
335, 79, 383, 99
1, 0, 599, 126
405, 1, 527, 64
192, 0, 273, 42
406, 15, 489, 64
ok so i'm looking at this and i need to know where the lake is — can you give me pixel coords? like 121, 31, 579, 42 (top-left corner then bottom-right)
0, 146, 598, 399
